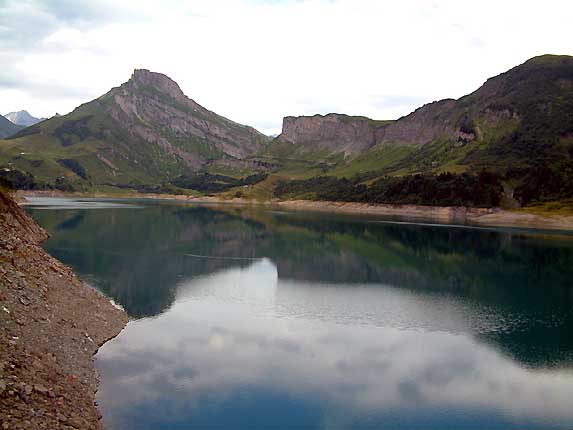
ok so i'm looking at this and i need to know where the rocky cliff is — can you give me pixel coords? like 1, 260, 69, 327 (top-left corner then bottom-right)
0, 189, 127, 429
278, 101, 466, 156
278, 114, 391, 156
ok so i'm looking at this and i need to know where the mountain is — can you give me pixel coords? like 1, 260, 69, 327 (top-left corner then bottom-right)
1, 55, 572, 208
0, 69, 269, 190
0, 115, 23, 139
266, 55, 573, 176
4, 110, 46, 126
253, 55, 573, 207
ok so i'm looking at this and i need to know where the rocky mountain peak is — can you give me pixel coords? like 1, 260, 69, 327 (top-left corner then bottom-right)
127, 69, 186, 100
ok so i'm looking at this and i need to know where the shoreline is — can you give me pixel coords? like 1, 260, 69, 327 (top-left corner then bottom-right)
16, 189, 573, 232
0, 190, 128, 429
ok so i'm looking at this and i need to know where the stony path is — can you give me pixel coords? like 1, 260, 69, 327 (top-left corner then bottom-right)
0, 190, 127, 430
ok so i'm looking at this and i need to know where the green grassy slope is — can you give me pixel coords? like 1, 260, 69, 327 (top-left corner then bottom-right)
0, 100, 181, 191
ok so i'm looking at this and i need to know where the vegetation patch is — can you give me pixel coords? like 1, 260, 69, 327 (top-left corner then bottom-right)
171, 172, 268, 194
275, 172, 503, 207
54, 116, 99, 146
57, 159, 89, 180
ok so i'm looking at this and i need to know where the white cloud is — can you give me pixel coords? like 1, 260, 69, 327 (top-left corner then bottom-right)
96, 260, 573, 429
0, 0, 572, 134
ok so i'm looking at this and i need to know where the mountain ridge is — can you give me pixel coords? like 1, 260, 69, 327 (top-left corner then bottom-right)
267, 54, 573, 176
1, 54, 572, 209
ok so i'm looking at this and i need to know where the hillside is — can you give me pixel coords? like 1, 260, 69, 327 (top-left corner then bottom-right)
0, 115, 23, 139
251, 55, 573, 208
4, 110, 46, 127
0, 69, 269, 191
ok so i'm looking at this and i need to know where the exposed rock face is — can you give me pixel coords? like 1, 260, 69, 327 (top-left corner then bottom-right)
378, 99, 458, 145
4, 111, 45, 127
278, 98, 481, 154
0, 190, 127, 429
102, 69, 269, 165
279, 114, 388, 156
277, 101, 470, 155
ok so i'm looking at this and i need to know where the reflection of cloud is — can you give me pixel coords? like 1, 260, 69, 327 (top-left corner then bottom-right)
23, 197, 141, 210
96, 260, 573, 430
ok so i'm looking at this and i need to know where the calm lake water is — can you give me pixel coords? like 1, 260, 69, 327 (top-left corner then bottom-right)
26, 197, 573, 430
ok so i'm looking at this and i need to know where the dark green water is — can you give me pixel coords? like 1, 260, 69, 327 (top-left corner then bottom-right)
26, 197, 573, 430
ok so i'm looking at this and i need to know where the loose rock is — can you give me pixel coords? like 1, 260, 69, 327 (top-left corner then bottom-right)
0, 190, 128, 429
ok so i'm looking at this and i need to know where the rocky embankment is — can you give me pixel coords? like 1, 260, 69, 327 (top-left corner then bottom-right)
0, 190, 127, 429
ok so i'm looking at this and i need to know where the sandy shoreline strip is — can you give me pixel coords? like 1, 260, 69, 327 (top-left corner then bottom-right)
15, 190, 573, 232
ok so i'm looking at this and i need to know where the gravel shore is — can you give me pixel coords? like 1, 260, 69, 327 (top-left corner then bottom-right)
0, 190, 128, 429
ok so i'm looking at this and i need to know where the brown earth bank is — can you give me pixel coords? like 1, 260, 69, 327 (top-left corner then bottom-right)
0, 189, 128, 429
16, 190, 573, 232
273, 200, 573, 231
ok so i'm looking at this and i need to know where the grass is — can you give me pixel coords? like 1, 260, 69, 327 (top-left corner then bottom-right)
330, 143, 418, 178
516, 199, 573, 216
223, 175, 283, 201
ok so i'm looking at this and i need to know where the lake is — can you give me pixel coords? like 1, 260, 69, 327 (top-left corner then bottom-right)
26, 197, 573, 430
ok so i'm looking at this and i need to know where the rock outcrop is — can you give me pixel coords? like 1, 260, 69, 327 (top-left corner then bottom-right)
0, 189, 128, 429
377, 99, 459, 145
278, 114, 389, 156
277, 101, 466, 156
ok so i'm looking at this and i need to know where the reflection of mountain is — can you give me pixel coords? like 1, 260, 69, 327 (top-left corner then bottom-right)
27, 200, 573, 367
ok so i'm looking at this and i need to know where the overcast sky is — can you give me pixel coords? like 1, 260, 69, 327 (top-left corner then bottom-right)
1, 0, 571, 134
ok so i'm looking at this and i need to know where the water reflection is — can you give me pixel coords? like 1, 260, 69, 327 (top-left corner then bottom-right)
97, 260, 573, 430
25, 198, 573, 429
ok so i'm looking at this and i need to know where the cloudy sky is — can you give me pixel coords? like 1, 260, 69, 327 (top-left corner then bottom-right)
1, 0, 571, 134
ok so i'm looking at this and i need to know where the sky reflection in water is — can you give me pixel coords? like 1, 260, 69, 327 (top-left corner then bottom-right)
26, 198, 573, 430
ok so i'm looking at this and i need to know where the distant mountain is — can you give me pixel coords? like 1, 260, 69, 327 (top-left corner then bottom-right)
4, 110, 46, 127
0, 69, 269, 189
0, 115, 23, 139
